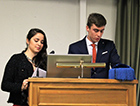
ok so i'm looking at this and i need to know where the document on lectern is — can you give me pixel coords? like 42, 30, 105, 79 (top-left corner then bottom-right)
31, 67, 46, 78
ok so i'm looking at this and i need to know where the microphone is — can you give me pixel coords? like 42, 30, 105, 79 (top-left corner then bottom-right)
50, 50, 55, 54
36, 58, 46, 77
36, 67, 39, 77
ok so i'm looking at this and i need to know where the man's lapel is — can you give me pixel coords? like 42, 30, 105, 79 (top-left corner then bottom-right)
80, 36, 89, 54
96, 39, 105, 62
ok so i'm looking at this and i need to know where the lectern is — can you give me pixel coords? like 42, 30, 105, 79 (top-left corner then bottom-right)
28, 78, 138, 106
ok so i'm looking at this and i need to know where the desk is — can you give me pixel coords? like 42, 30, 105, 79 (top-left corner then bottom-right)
28, 78, 138, 106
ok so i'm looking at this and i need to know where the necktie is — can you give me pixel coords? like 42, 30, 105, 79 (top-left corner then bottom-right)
91, 44, 96, 63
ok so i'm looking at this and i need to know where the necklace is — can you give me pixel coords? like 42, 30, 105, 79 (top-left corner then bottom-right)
24, 54, 35, 64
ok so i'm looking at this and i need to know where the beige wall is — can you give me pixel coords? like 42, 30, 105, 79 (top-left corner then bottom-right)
0, 0, 117, 105
87, 0, 117, 40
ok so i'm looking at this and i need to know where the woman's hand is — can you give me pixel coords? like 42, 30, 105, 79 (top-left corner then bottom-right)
21, 79, 28, 91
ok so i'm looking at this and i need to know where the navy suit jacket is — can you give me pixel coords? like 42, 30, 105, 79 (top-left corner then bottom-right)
68, 36, 121, 78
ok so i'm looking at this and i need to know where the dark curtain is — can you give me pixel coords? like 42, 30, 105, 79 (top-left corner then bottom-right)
115, 0, 140, 106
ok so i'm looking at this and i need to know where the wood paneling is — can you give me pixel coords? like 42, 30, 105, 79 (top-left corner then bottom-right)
28, 78, 138, 106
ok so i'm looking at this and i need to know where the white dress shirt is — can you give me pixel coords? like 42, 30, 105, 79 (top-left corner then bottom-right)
86, 37, 98, 55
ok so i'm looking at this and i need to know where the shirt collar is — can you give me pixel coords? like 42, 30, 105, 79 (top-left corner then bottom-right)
86, 36, 98, 46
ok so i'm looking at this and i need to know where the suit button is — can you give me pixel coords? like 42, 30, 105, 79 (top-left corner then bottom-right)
94, 72, 96, 74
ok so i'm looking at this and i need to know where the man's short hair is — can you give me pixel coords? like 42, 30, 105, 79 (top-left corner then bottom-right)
87, 13, 107, 28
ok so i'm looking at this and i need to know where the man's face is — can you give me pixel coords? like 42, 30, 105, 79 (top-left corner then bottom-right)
86, 24, 105, 43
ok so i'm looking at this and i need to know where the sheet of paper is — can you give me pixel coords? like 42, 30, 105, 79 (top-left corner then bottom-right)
31, 67, 46, 78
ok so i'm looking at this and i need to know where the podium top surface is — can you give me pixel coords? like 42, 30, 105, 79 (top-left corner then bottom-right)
28, 78, 138, 84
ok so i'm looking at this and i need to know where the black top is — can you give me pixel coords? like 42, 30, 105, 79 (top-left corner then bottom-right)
1, 51, 34, 105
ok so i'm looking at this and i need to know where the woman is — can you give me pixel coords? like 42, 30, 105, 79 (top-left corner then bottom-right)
1, 28, 48, 106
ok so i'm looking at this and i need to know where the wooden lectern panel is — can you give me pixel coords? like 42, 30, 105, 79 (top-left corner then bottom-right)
28, 78, 138, 106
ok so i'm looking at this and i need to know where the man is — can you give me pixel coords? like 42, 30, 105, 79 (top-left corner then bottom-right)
68, 13, 121, 78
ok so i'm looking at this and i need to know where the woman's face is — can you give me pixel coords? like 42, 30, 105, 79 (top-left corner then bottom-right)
26, 33, 44, 55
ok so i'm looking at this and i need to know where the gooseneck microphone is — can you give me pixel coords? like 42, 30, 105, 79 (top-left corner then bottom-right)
36, 67, 39, 77
36, 57, 46, 77
35, 50, 55, 77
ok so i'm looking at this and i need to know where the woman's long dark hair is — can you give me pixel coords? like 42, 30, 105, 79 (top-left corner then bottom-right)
26, 28, 47, 70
